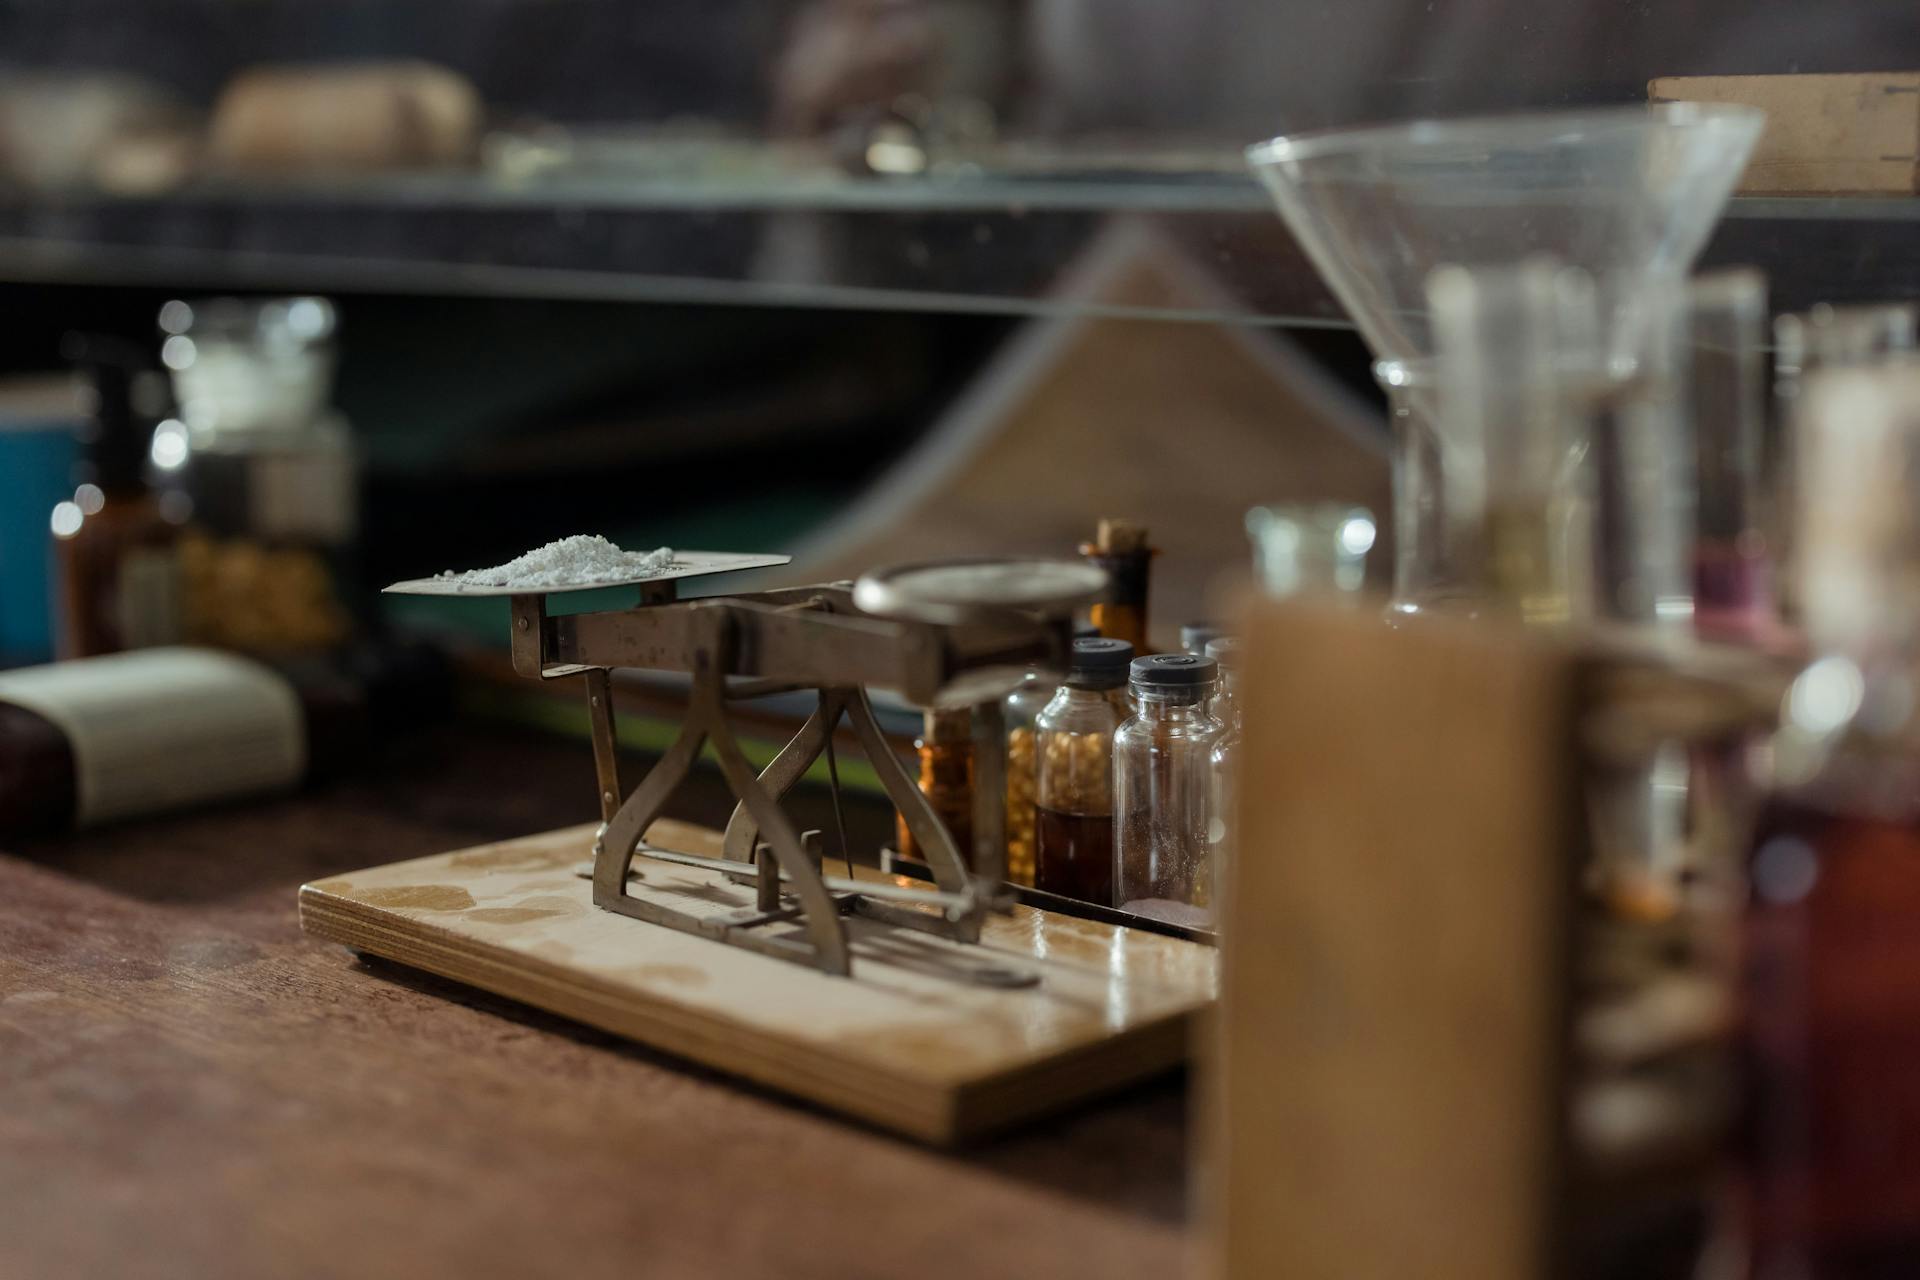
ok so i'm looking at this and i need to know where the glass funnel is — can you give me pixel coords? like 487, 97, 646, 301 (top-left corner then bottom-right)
1246, 104, 1764, 614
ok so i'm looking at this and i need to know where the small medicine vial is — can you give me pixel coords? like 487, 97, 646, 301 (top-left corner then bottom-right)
1034, 637, 1132, 905
1114, 653, 1221, 928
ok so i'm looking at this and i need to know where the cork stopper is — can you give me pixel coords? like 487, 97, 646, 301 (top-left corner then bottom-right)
923, 706, 973, 745
1094, 518, 1148, 555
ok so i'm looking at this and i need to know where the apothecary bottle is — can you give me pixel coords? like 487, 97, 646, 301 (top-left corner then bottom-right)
1114, 653, 1220, 927
1034, 637, 1131, 905
1001, 666, 1053, 887
1079, 518, 1153, 653
1733, 362, 1920, 1274
895, 706, 972, 868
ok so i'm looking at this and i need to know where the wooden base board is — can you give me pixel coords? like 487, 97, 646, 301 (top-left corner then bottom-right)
299, 820, 1217, 1144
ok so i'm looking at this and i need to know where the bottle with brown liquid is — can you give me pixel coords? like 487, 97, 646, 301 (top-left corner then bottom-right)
52, 334, 183, 659
1035, 637, 1131, 905
1730, 362, 1920, 1275
895, 706, 973, 868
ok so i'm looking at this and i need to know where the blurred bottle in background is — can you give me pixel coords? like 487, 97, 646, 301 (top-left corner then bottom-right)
1034, 636, 1130, 905
1114, 652, 1220, 927
53, 333, 182, 659
1080, 518, 1154, 652
0, 376, 81, 665
1687, 271, 1776, 645
1736, 363, 1920, 1276
894, 705, 973, 868
153, 296, 357, 656
1001, 662, 1052, 887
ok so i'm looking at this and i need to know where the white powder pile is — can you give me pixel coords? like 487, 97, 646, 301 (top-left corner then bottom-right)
437, 535, 678, 589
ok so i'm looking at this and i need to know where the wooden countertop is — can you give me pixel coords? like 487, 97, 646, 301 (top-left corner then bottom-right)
0, 723, 1190, 1280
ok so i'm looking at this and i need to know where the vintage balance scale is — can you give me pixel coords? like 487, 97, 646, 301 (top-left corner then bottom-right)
300, 550, 1218, 1142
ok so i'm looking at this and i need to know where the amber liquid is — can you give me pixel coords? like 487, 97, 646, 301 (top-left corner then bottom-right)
1738, 790, 1920, 1276
1036, 806, 1114, 906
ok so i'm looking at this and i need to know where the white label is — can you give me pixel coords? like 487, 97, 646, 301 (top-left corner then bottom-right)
0, 647, 306, 826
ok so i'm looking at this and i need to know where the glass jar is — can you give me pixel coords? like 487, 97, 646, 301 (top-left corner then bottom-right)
1734, 361, 1920, 1273
1114, 653, 1220, 927
1001, 667, 1054, 887
1035, 637, 1131, 905
895, 706, 972, 867
154, 295, 358, 656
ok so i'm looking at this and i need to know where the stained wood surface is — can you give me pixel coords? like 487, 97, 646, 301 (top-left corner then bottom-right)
1214, 601, 1581, 1280
302, 822, 1215, 1143
0, 724, 1191, 1280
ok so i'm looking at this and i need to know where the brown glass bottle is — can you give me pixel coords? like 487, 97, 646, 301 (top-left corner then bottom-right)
53, 335, 181, 659
1726, 361, 1920, 1274
894, 706, 973, 868
1079, 519, 1154, 654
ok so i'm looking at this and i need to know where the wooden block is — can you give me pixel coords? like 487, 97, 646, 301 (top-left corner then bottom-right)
299, 818, 1217, 1144
1208, 602, 1582, 1280
1649, 72, 1920, 194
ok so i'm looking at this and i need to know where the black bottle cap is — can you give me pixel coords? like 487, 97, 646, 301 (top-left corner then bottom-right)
1180, 621, 1225, 653
1067, 637, 1133, 689
1130, 653, 1218, 688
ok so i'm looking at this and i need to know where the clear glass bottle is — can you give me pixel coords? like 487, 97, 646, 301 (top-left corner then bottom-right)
1733, 361, 1920, 1276
1204, 637, 1244, 895
157, 296, 357, 657
1428, 258, 1600, 627
1114, 653, 1220, 928
1687, 270, 1777, 644
1034, 637, 1131, 905
1001, 666, 1053, 887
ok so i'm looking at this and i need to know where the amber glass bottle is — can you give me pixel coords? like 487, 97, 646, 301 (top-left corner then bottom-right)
1079, 518, 1154, 654
895, 706, 973, 869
